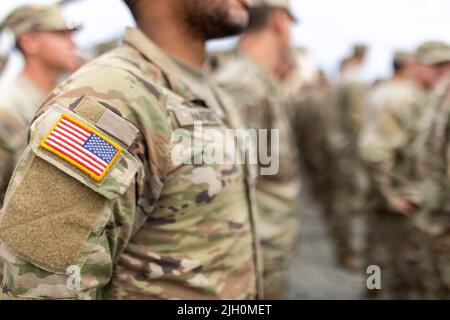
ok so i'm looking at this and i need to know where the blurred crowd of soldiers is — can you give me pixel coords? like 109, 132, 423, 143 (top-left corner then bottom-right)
289, 40, 450, 299
1, 0, 450, 300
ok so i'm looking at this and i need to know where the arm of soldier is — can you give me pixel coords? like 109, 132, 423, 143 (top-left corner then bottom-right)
0, 118, 138, 299
359, 108, 410, 210
347, 85, 367, 133
0, 110, 27, 206
0, 96, 170, 300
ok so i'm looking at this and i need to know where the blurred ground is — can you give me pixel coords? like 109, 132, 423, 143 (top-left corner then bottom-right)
285, 189, 367, 300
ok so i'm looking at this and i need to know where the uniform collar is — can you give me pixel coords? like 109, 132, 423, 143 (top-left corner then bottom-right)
123, 27, 206, 89
123, 27, 229, 121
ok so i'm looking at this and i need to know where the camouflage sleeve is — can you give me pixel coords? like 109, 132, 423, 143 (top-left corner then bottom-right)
411, 97, 450, 236
359, 106, 408, 205
347, 84, 366, 134
0, 65, 171, 300
0, 110, 27, 207
219, 78, 271, 131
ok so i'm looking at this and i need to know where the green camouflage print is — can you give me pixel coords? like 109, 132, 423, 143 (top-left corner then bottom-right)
289, 84, 331, 201
0, 4, 78, 39
359, 78, 441, 299
216, 53, 301, 299
411, 77, 450, 298
360, 79, 426, 209
297, 80, 365, 268
0, 27, 261, 300
289, 83, 345, 252
318, 78, 368, 264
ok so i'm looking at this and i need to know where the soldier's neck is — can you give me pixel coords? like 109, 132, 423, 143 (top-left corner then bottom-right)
138, 19, 206, 71
239, 31, 281, 77
23, 61, 60, 95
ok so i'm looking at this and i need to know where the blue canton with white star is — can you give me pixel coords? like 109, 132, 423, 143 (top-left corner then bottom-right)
82, 134, 118, 163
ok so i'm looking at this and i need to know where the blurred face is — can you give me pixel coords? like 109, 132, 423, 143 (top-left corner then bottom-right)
411, 61, 439, 90
22, 30, 79, 72
433, 62, 450, 80
271, 9, 294, 55
181, 0, 251, 40
276, 10, 294, 53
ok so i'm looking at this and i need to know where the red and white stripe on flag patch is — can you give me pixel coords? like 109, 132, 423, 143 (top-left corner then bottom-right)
40, 114, 122, 182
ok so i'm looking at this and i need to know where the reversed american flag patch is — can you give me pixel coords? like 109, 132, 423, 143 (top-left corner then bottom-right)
40, 114, 122, 182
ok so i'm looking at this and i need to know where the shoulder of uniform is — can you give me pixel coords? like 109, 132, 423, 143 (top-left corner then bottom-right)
63, 46, 166, 107
217, 59, 267, 104
25, 44, 176, 193
38, 47, 170, 129
217, 58, 260, 85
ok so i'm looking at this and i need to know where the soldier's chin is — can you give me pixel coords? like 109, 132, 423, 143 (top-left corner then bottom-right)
205, 21, 248, 40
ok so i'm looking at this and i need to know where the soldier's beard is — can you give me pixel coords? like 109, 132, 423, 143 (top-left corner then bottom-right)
183, 2, 248, 40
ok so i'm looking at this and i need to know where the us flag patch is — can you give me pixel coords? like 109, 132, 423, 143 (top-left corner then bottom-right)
40, 114, 122, 182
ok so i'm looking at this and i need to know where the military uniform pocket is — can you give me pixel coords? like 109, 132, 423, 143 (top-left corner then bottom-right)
29, 104, 140, 200
0, 104, 141, 274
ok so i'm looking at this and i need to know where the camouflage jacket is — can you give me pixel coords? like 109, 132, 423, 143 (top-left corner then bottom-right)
0, 28, 261, 300
359, 78, 426, 209
327, 79, 366, 158
0, 74, 44, 207
289, 83, 335, 199
412, 77, 450, 235
216, 53, 301, 243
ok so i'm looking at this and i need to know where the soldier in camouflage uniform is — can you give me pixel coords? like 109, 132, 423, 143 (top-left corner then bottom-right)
408, 42, 450, 299
0, 4, 79, 283
359, 51, 438, 299
289, 71, 339, 238
217, 0, 300, 299
323, 46, 369, 270
0, 0, 262, 300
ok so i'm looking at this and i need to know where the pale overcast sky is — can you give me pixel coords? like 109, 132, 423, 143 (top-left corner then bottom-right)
1, 0, 450, 82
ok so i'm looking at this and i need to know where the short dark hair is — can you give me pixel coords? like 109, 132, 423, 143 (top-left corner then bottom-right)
246, 6, 278, 32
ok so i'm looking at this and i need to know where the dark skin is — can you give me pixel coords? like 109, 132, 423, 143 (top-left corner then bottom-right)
130, 0, 252, 70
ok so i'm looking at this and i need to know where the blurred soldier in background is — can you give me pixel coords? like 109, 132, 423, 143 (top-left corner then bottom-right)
322, 44, 369, 270
0, 3, 79, 283
289, 67, 337, 242
0, 0, 262, 300
0, 55, 6, 75
341, 44, 367, 83
280, 47, 319, 96
217, 0, 300, 299
0, 4, 80, 206
359, 50, 437, 299
409, 41, 450, 299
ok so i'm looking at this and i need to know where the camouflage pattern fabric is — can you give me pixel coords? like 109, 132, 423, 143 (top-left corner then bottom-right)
1, 4, 78, 39
412, 76, 450, 298
289, 83, 344, 254
0, 27, 262, 300
217, 53, 301, 299
360, 78, 442, 299
321, 78, 368, 264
